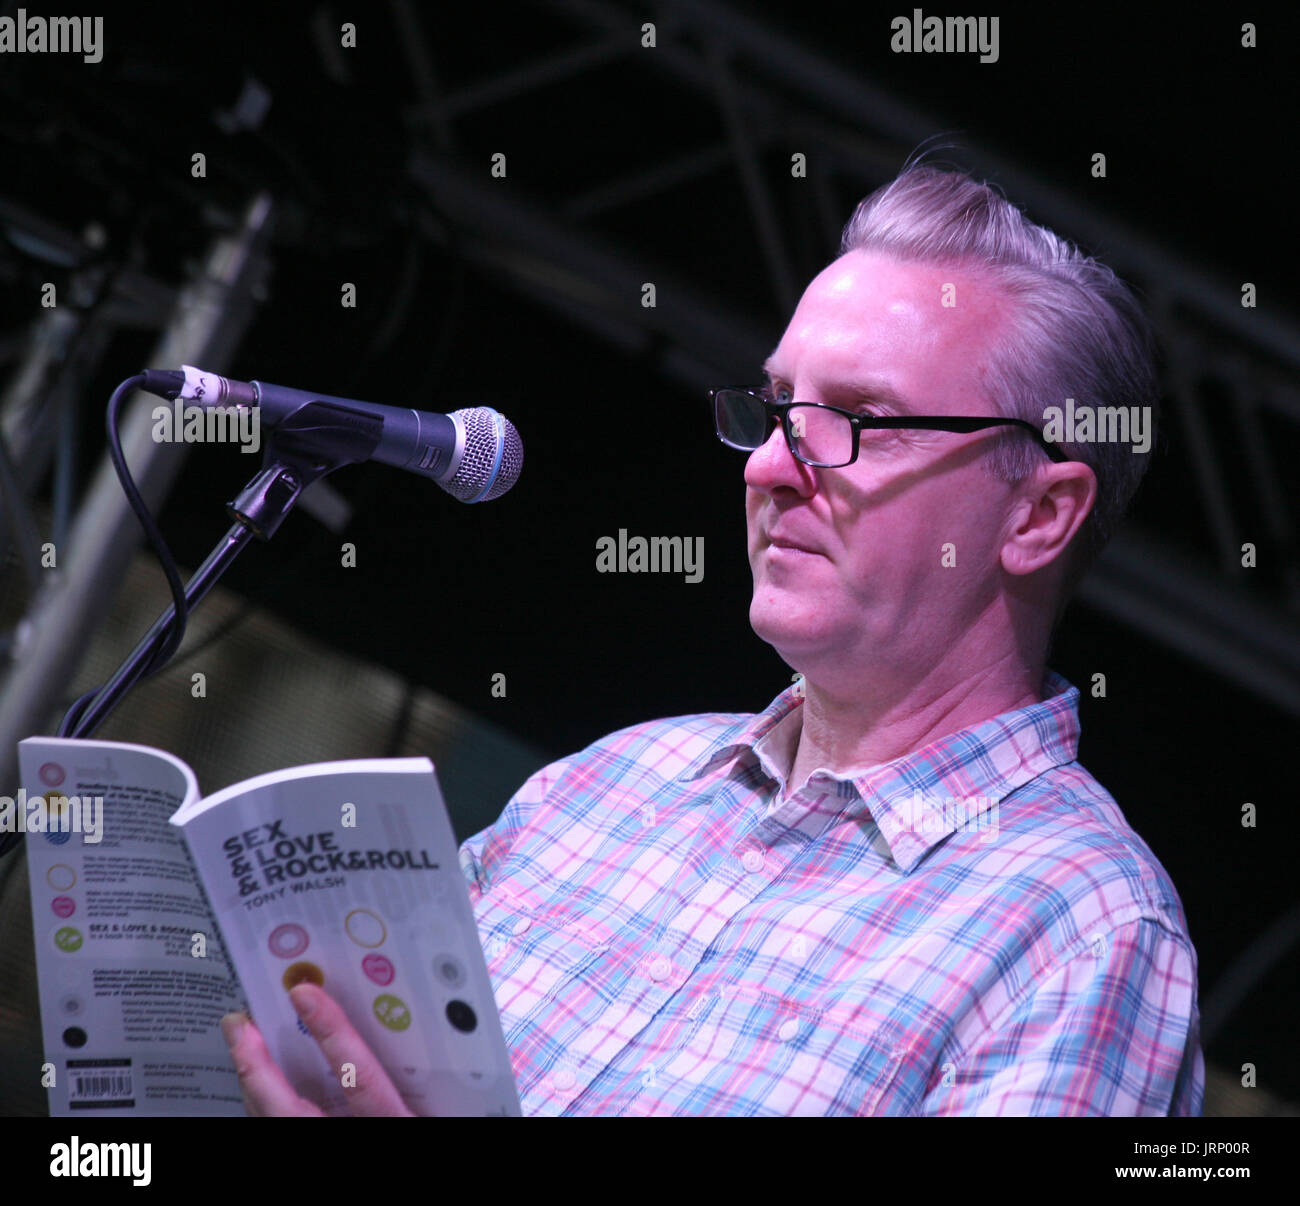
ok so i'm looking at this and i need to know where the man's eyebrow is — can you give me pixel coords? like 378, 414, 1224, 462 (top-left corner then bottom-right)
760, 362, 912, 411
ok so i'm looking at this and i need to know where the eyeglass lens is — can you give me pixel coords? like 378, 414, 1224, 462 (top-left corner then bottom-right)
715, 390, 854, 465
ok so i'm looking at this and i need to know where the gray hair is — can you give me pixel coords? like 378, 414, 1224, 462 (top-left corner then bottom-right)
839, 165, 1159, 590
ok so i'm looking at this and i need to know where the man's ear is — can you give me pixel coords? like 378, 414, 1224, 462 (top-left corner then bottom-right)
1000, 462, 1097, 576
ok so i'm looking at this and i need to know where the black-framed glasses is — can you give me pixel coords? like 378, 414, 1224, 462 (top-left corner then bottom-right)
710, 387, 1070, 467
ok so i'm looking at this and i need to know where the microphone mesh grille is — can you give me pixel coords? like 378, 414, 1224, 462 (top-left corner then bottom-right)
446, 408, 524, 502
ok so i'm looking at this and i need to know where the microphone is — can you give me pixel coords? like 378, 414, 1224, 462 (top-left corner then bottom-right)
140, 365, 523, 502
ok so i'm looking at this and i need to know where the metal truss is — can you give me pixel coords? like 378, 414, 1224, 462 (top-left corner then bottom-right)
0, 195, 276, 796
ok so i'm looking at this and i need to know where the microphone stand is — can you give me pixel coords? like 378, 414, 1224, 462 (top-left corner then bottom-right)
0, 400, 384, 858
65, 400, 385, 741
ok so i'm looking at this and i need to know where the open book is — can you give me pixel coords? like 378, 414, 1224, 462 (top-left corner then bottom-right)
15, 736, 521, 1116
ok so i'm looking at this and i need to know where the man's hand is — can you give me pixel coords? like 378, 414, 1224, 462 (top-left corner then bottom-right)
221, 983, 416, 1116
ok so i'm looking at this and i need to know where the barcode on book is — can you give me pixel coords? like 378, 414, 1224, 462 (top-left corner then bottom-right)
69, 1068, 134, 1103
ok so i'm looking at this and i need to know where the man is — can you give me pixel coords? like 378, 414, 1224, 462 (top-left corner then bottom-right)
223, 164, 1203, 1115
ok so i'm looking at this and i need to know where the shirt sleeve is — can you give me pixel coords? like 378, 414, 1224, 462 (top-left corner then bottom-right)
921, 917, 1204, 1116
457, 754, 573, 906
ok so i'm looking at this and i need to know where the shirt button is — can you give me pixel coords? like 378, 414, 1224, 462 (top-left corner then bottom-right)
649, 956, 672, 981
741, 849, 764, 873
511, 917, 531, 936
777, 1018, 799, 1042
552, 1068, 576, 1091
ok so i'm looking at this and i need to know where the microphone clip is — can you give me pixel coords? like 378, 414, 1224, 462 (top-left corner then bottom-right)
227, 401, 382, 539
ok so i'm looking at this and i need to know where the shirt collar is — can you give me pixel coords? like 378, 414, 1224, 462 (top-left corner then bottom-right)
680, 670, 1082, 873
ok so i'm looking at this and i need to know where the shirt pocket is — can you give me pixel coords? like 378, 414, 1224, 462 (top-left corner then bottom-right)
474, 884, 619, 1030
657, 985, 909, 1115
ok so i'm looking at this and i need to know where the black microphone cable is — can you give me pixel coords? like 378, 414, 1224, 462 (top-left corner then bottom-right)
57, 372, 191, 738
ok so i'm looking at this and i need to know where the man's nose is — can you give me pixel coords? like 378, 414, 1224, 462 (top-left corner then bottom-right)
743, 421, 814, 495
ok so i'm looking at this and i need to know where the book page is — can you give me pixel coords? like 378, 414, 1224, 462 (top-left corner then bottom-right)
173, 757, 520, 1116
16, 737, 247, 1116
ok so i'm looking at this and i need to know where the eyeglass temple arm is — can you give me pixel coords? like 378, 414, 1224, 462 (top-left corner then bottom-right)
858, 415, 1069, 462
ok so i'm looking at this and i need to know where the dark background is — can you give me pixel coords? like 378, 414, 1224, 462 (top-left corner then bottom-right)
1, 1, 1295, 1102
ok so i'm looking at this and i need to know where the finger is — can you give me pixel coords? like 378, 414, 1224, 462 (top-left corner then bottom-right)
221, 1010, 326, 1117
289, 984, 414, 1116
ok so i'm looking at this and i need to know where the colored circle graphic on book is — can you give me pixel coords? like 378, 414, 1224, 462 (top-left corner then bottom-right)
47, 865, 76, 891
39, 762, 66, 787
282, 961, 325, 991
40, 796, 71, 845
434, 954, 465, 987
372, 993, 411, 1031
268, 923, 309, 959
51, 896, 75, 918
361, 953, 395, 985
53, 927, 83, 953
344, 908, 387, 948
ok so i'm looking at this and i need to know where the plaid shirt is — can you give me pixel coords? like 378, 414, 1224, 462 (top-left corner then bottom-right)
459, 671, 1203, 1116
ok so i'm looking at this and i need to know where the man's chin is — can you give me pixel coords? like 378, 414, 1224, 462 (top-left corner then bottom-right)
749, 603, 831, 663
